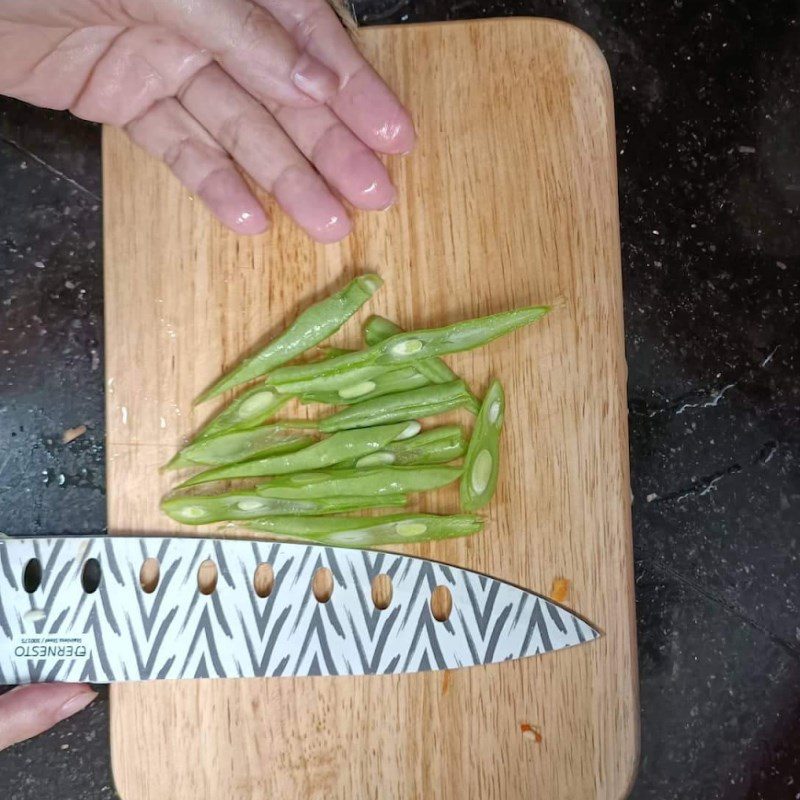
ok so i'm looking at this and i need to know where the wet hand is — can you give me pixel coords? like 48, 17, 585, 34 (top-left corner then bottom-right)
0, 0, 415, 240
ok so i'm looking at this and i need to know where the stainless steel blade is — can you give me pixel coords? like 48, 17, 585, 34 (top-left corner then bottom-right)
0, 536, 599, 683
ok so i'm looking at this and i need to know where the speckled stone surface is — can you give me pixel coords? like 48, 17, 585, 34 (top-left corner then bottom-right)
0, 2, 798, 798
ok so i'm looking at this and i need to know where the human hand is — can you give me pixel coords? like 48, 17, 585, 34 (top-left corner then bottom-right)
0, 683, 97, 750
0, 0, 414, 241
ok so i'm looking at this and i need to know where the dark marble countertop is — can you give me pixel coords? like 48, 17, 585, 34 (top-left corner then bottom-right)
1, 2, 798, 798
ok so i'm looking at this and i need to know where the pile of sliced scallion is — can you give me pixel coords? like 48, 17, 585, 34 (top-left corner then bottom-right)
160, 274, 548, 548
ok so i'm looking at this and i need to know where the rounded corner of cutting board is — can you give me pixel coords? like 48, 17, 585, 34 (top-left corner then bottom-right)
109, 745, 136, 800
529, 17, 613, 81
423, 16, 613, 95
616, 730, 642, 800
522, 17, 616, 119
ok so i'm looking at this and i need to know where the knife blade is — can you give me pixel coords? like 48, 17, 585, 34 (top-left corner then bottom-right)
0, 536, 598, 683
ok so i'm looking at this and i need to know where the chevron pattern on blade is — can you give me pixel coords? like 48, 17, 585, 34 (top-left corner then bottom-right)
0, 537, 599, 683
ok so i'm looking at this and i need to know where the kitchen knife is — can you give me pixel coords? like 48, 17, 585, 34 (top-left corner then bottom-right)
0, 536, 598, 684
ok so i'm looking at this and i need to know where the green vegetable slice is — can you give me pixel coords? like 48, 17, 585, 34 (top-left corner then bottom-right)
161, 492, 407, 525
179, 421, 410, 486
373, 307, 548, 365
271, 362, 396, 396
195, 274, 382, 403
247, 513, 484, 547
317, 380, 473, 433
460, 379, 505, 511
354, 425, 466, 467
165, 426, 315, 470
363, 315, 479, 413
256, 465, 461, 499
300, 366, 429, 406
193, 385, 289, 441
268, 304, 548, 386
361, 315, 404, 346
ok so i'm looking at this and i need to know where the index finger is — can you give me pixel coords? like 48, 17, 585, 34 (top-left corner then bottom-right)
257, 0, 416, 154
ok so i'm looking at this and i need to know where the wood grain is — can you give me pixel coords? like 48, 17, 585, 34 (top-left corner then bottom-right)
104, 18, 638, 800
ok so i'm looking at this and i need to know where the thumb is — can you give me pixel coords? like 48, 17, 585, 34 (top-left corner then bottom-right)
0, 684, 97, 751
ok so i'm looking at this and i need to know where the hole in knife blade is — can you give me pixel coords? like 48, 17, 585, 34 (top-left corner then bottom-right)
140, 558, 160, 594
253, 563, 274, 598
312, 567, 333, 603
23, 558, 42, 593
197, 560, 218, 595
371, 574, 393, 610
430, 585, 452, 622
81, 558, 102, 594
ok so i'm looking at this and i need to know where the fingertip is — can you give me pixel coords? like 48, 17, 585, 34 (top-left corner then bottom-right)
57, 686, 98, 721
196, 169, 269, 235
374, 182, 397, 211
334, 68, 416, 155
348, 151, 397, 210
232, 206, 270, 236
312, 213, 353, 244
273, 166, 351, 244
313, 125, 397, 211
353, 174, 396, 211
376, 112, 416, 156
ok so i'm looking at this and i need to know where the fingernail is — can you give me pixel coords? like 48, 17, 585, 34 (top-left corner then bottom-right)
292, 54, 339, 103
58, 689, 97, 721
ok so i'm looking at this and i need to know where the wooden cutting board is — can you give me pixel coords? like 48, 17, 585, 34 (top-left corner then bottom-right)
103, 18, 638, 800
